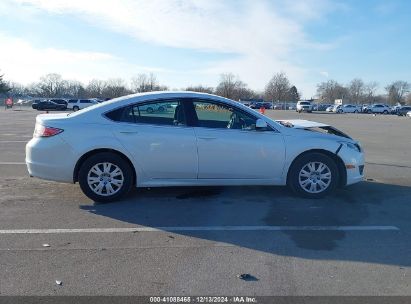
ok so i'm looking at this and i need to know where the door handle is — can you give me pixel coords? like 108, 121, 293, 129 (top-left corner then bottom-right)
198, 137, 216, 140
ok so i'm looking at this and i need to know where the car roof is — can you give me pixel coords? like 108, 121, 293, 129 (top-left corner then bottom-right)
68, 91, 285, 129
72, 91, 238, 115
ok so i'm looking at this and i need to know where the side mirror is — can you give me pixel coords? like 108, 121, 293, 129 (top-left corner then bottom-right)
256, 119, 268, 130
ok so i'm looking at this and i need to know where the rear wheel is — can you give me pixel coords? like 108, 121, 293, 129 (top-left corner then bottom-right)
383, 110, 388, 114
73, 106, 79, 111
78, 152, 133, 202
288, 152, 339, 199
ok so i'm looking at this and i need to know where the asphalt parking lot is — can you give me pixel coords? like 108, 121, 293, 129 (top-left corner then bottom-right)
0, 107, 410, 296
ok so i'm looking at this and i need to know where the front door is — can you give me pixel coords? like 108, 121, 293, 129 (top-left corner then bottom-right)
186, 99, 285, 180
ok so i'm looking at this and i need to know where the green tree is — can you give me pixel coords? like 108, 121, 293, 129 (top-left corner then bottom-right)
287, 86, 300, 102
0, 73, 11, 95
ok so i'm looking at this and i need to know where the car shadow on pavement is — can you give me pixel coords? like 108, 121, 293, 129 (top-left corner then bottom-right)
80, 181, 411, 267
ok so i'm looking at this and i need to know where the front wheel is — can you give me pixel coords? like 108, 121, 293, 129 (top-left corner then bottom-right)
288, 153, 339, 199
73, 106, 79, 111
383, 110, 388, 114
78, 152, 133, 202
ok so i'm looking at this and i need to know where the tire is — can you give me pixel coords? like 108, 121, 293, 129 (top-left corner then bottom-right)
367, 110, 372, 114
78, 152, 134, 202
354, 110, 358, 113
287, 152, 339, 199
146, 107, 154, 113
158, 106, 165, 112
383, 110, 388, 114
73, 106, 79, 111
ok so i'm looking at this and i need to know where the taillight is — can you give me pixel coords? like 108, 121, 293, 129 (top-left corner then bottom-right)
34, 124, 63, 137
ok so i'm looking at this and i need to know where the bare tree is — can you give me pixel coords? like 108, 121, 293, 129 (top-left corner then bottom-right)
86, 79, 106, 98
347, 78, 365, 105
7, 81, 26, 97
385, 81, 410, 105
215, 73, 250, 100
102, 78, 131, 99
37, 73, 67, 98
215, 73, 237, 99
363, 82, 378, 104
264, 72, 291, 102
131, 73, 166, 93
316, 80, 348, 103
65, 80, 86, 98
185, 85, 214, 94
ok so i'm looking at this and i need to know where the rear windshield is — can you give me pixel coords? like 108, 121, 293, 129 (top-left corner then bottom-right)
299, 102, 310, 105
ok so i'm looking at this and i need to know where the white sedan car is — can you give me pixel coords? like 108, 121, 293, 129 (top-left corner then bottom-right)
336, 104, 360, 113
67, 99, 100, 111
26, 92, 364, 202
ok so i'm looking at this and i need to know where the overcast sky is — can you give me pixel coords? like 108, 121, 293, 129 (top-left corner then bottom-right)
0, 0, 410, 98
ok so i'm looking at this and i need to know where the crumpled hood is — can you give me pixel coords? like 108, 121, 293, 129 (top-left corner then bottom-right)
276, 119, 352, 140
276, 119, 330, 128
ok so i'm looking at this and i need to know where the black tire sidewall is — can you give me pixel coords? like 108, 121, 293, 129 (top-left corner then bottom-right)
288, 152, 339, 199
78, 152, 133, 202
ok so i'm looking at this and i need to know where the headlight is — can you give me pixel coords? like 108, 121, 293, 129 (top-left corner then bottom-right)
339, 141, 361, 153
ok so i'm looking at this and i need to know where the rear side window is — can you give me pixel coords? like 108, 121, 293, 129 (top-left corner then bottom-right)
80, 99, 91, 103
68, 100, 77, 103
105, 99, 185, 126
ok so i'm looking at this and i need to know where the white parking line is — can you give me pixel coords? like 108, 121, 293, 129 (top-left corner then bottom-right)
0, 162, 26, 165
0, 226, 400, 234
0, 140, 28, 143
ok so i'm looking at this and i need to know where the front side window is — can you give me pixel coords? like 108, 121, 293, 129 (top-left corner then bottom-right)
191, 100, 258, 130
80, 99, 91, 103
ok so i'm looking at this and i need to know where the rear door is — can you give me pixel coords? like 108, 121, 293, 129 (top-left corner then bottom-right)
185, 99, 285, 180
109, 98, 198, 180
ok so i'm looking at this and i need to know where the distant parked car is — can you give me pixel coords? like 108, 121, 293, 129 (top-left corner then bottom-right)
317, 104, 331, 111
250, 102, 272, 110
326, 105, 334, 112
336, 104, 360, 113
32, 100, 67, 111
49, 99, 68, 110
366, 104, 390, 114
296, 101, 312, 113
331, 105, 343, 113
390, 105, 402, 114
397, 106, 411, 116
67, 99, 100, 111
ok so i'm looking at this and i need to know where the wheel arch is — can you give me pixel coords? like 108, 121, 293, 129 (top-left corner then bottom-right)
73, 148, 136, 185
286, 149, 347, 187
